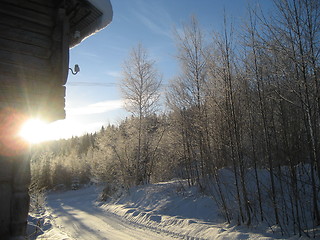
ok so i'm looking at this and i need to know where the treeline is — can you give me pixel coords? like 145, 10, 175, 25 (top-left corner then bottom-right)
31, 0, 320, 237
31, 133, 95, 189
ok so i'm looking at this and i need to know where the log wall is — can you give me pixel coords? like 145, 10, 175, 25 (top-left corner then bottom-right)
0, 0, 68, 122
0, 0, 68, 238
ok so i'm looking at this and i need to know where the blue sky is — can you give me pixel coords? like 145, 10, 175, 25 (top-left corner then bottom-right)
58, 0, 272, 139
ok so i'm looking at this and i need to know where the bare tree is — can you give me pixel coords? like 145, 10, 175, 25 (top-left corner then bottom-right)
121, 43, 162, 118
261, 0, 320, 228
166, 16, 210, 190
120, 44, 162, 185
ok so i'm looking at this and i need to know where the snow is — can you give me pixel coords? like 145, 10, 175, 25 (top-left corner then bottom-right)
71, 0, 113, 47
100, 181, 287, 240
29, 186, 175, 240
28, 179, 314, 240
87, 0, 113, 32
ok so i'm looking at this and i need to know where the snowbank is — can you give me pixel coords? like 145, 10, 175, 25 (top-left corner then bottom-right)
27, 211, 71, 239
100, 180, 300, 240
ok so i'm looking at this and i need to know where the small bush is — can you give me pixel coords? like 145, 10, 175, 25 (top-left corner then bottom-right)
100, 184, 117, 201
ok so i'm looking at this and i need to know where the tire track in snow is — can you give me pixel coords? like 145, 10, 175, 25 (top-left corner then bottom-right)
46, 192, 179, 240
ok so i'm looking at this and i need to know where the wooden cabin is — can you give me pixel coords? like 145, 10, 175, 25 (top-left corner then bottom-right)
0, 0, 112, 238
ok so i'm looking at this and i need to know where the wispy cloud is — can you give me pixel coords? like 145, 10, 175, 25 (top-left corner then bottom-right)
78, 51, 100, 58
106, 70, 121, 78
67, 100, 124, 116
136, 14, 172, 38
133, 1, 173, 38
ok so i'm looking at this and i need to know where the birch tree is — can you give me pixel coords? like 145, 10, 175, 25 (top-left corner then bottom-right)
120, 44, 162, 185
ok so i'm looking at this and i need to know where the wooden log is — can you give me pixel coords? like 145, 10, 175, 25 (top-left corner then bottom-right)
0, 75, 50, 93
0, 38, 51, 59
29, 0, 57, 8
0, 14, 52, 36
0, 80, 64, 97
0, 49, 51, 72
0, 81, 66, 121
1, 0, 54, 16
0, 25, 51, 49
0, 2, 54, 28
0, 62, 50, 83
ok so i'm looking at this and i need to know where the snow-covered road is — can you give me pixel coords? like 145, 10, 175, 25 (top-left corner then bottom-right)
36, 181, 295, 240
45, 187, 177, 240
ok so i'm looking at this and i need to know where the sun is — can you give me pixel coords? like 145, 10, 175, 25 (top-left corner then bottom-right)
19, 119, 50, 144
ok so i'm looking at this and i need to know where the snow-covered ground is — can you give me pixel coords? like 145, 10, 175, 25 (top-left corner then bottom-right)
28, 180, 312, 240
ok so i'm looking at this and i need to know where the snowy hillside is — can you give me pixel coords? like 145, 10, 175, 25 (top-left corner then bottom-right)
27, 177, 315, 240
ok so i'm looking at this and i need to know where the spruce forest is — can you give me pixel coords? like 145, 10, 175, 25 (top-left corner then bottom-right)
31, 0, 320, 237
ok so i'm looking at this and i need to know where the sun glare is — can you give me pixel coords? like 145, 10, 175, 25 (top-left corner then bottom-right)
19, 118, 86, 144
19, 119, 50, 143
